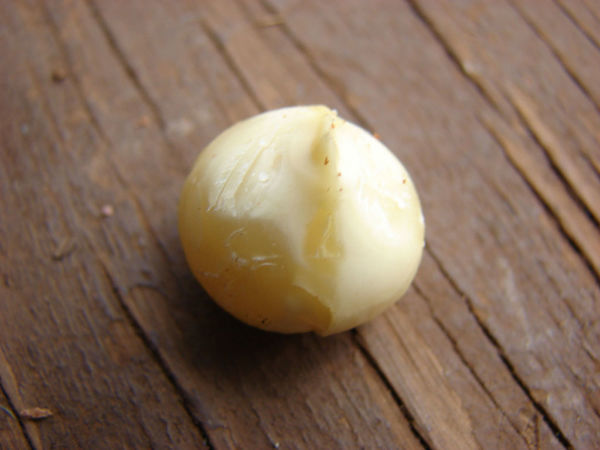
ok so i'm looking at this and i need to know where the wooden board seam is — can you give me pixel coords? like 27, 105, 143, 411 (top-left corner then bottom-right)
410, 282, 528, 446
508, 0, 600, 111
86, 0, 169, 133
425, 248, 572, 449
97, 260, 215, 450
556, 0, 600, 50
201, 18, 266, 112
351, 331, 432, 449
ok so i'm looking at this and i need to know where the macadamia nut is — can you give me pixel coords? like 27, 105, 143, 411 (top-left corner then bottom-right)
178, 105, 424, 335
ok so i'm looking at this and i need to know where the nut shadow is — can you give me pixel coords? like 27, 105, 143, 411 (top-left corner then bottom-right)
157, 219, 350, 390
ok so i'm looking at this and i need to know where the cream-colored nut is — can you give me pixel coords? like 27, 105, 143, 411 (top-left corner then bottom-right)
178, 105, 424, 335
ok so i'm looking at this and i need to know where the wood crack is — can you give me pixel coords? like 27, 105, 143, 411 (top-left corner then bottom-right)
351, 331, 431, 450
85, 0, 167, 131
425, 248, 572, 449
0, 340, 43, 449
478, 116, 600, 282
0, 382, 35, 450
98, 261, 215, 450
507, 0, 600, 112
405, 0, 501, 111
411, 282, 529, 448
505, 90, 600, 228
259, 0, 371, 131
554, 0, 600, 51
200, 19, 265, 112
406, 0, 600, 282
85, 0, 188, 172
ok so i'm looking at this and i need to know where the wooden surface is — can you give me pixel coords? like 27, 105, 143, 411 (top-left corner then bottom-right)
1, 0, 599, 448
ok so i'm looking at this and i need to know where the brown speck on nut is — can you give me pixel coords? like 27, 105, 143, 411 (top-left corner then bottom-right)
324, 157, 329, 165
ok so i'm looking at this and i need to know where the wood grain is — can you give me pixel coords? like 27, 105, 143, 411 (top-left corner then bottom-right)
0, 379, 30, 450
1, 0, 599, 448
510, 0, 600, 110
263, 0, 600, 447
0, 2, 211, 448
412, 0, 600, 228
557, 0, 600, 51
23, 0, 424, 447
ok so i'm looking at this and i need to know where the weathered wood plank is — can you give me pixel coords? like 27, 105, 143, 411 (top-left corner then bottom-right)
2, 0, 599, 448
202, 0, 352, 114
359, 295, 506, 450
412, 0, 600, 229
38, 0, 424, 447
411, 253, 563, 449
0, 1, 210, 448
510, 0, 600, 110
556, 0, 600, 50
262, 0, 600, 447
478, 108, 600, 277
409, 0, 600, 278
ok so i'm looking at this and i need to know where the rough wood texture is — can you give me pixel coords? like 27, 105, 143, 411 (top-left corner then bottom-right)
1, 0, 599, 448
0, 383, 29, 450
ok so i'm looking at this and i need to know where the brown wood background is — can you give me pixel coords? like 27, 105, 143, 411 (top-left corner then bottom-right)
1, 0, 599, 448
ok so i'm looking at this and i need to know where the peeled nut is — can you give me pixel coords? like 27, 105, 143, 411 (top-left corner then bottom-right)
178, 105, 424, 335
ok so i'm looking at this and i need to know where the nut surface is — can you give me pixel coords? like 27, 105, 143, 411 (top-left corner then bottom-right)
178, 105, 425, 335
